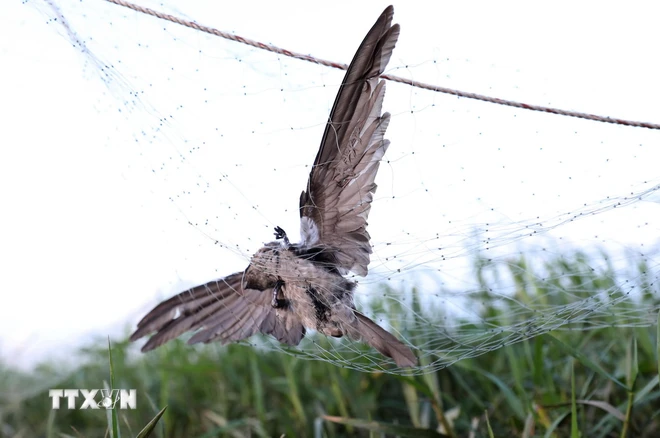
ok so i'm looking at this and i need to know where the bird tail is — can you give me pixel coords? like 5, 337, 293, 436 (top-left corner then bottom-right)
344, 311, 417, 367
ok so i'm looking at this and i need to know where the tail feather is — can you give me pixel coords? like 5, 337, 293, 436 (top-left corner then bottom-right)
346, 312, 417, 367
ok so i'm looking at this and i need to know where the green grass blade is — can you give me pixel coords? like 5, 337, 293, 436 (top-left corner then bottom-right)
459, 366, 525, 421
484, 410, 494, 438
621, 337, 638, 438
570, 362, 577, 437
543, 411, 569, 438
633, 375, 659, 404
136, 406, 168, 438
107, 339, 120, 438
546, 334, 628, 390
322, 415, 444, 437
657, 310, 660, 387
401, 375, 421, 427
250, 350, 266, 427
283, 357, 307, 427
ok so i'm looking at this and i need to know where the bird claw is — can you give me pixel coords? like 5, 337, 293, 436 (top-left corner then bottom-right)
273, 226, 290, 247
271, 278, 286, 308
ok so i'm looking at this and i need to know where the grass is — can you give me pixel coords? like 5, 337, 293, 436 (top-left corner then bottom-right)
1, 250, 659, 437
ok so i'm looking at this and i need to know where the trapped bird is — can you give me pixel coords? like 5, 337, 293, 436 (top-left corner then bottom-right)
131, 6, 416, 367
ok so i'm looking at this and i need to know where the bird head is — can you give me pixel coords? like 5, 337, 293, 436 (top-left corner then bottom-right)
243, 246, 280, 290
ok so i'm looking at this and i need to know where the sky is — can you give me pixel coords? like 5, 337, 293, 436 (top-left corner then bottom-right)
1, 0, 659, 369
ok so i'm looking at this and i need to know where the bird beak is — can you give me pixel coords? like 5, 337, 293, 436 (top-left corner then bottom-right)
241, 265, 251, 290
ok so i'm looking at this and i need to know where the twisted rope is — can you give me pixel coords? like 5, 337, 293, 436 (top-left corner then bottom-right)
105, 0, 660, 130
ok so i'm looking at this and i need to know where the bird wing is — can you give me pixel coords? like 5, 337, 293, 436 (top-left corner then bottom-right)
299, 6, 400, 276
130, 272, 305, 350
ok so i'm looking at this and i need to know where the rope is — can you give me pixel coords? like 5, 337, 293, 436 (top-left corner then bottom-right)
105, 0, 660, 130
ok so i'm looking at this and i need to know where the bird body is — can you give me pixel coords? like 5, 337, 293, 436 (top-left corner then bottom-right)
131, 6, 417, 367
245, 242, 358, 338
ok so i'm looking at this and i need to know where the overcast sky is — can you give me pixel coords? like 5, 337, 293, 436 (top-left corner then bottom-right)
2, 0, 659, 368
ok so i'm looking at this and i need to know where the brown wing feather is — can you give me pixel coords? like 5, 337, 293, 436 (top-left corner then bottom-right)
130, 272, 305, 351
299, 6, 400, 276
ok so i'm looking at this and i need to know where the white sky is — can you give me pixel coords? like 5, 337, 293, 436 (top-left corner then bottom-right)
2, 0, 659, 368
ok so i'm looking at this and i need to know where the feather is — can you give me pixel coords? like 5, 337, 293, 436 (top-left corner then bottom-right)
131, 6, 414, 368
299, 6, 400, 276
345, 312, 417, 367
130, 272, 305, 351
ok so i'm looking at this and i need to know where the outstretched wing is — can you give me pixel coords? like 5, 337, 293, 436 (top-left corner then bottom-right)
299, 6, 400, 276
130, 272, 305, 350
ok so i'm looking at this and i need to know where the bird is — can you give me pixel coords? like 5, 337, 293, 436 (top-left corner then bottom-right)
130, 6, 416, 368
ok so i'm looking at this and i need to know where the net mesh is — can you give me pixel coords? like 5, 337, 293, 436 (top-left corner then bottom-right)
25, 0, 660, 374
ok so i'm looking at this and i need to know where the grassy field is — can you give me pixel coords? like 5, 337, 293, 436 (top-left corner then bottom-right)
1, 251, 659, 437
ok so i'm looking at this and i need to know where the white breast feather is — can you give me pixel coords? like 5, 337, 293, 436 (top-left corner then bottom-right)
300, 216, 320, 247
